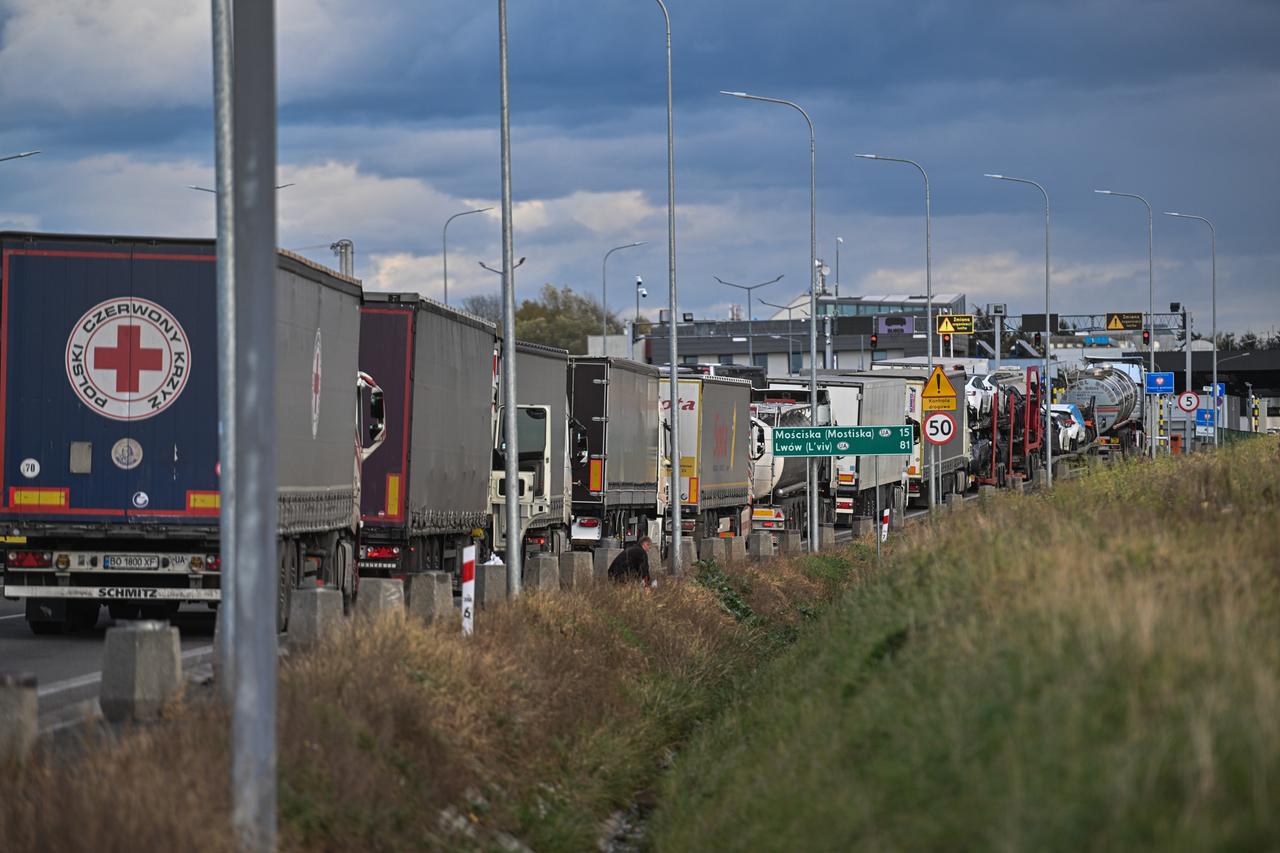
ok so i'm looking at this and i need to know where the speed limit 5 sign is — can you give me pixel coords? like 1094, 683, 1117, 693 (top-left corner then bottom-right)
924, 411, 956, 445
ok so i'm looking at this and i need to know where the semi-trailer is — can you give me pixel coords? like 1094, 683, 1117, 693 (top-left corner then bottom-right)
663, 373, 753, 544
357, 293, 496, 584
813, 372, 911, 522
856, 366, 972, 504
567, 357, 664, 551
0, 232, 377, 634
490, 340, 571, 559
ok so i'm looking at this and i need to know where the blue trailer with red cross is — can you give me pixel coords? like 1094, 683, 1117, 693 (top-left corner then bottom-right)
0, 232, 376, 634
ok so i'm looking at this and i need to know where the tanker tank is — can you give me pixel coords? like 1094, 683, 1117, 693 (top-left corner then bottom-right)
1060, 367, 1138, 433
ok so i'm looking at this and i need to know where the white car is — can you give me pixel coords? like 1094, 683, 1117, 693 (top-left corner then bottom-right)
966, 374, 997, 421
1050, 405, 1086, 452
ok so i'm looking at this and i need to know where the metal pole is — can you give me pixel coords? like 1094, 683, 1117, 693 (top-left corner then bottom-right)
835, 237, 842, 299
229, 0, 277, 845
715, 274, 782, 368
602, 241, 645, 349
442, 207, 493, 306
210, 0, 236, 708
857, 154, 934, 505
1164, 212, 1217, 447
654, 0, 680, 574
1096, 189, 1154, 457
1184, 308, 1192, 452
874, 455, 880, 563
498, 0, 521, 596
995, 314, 1001, 369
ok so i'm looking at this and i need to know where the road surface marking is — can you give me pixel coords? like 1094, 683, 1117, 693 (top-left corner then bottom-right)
36, 644, 213, 697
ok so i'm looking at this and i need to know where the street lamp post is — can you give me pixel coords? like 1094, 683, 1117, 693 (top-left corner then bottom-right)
603, 241, 646, 348
714, 274, 783, 365
442, 206, 493, 306
835, 236, 843, 298
0, 150, 40, 163
653, 0, 681, 574
1096, 189, 1156, 458
497, 0, 521, 597
1164, 211, 1217, 447
761, 299, 808, 375
721, 90, 819, 552
857, 153, 938, 508
985, 173, 1053, 487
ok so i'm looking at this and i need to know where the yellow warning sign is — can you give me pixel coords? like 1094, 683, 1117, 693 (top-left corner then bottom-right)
1105, 312, 1143, 331
1106, 315, 1123, 330
934, 314, 974, 334
921, 365, 958, 412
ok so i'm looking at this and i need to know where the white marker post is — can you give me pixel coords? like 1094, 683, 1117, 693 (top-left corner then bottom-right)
461, 545, 476, 636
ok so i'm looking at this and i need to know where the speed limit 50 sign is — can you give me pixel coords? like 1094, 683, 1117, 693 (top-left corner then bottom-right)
924, 411, 956, 445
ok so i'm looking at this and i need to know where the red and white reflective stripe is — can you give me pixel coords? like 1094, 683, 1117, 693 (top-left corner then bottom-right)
461, 545, 476, 636
881, 507, 890, 543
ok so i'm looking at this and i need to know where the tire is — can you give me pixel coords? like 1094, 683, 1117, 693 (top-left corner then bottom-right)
28, 618, 67, 635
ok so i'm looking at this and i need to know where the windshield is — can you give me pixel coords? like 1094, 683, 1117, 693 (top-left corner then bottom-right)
494, 406, 548, 470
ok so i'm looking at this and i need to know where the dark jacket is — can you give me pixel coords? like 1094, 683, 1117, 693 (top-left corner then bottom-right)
608, 543, 651, 584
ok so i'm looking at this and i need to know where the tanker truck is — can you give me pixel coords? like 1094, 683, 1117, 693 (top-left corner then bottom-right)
748, 382, 834, 532
1059, 365, 1140, 457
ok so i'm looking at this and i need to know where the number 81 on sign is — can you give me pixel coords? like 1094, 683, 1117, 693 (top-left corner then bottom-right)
924, 411, 956, 445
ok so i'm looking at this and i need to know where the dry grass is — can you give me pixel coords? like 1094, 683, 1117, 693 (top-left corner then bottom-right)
0, 542, 858, 851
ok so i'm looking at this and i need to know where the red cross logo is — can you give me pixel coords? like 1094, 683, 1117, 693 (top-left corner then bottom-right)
93, 324, 164, 393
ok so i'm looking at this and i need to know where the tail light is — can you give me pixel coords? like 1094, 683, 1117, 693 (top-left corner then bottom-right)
577, 518, 600, 528
206, 555, 221, 573
363, 545, 401, 559
8, 551, 53, 568
526, 536, 546, 546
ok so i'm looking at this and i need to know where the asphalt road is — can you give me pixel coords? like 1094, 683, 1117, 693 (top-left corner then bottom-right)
0, 597, 215, 726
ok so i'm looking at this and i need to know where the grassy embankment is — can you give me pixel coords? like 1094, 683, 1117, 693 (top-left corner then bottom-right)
0, 537, 865, 851
652, 437, 1280, 851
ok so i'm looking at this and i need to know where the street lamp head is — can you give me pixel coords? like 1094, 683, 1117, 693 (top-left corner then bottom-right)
854, 153, 879, 160
983, 173, 1004, 180
836, 236, 844, 244
1094, 189, 1114, 195
629, 241, 647, 248
719, 90, 748, 98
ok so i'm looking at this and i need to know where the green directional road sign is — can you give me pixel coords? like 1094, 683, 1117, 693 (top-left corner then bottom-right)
772, 425, 913, 458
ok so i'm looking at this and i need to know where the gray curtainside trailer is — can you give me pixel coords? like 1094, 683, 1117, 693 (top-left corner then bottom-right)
490, 340, 571, 559
567, 357, 663, 550
358, 293, 496, 582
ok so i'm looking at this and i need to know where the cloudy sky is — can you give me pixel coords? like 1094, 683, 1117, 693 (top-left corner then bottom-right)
0, 0, 1276, 334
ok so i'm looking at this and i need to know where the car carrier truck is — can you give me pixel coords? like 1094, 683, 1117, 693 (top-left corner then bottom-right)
567, 357, 663, 551
663, 372, 752, 545
490, 340, 571, 560
357, 293, 496, 586
0, 232, 375, 634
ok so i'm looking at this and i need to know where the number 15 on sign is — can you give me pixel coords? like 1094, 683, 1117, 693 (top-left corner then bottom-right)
924, 411, 956, 445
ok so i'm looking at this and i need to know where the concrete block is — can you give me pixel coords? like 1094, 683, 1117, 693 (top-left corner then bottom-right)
890, 508, 906, 531
647, 544, 665, 577
851, 517, 874, 537
944, 492, 963, 512
1008, 477, 1025, 494
747, 530, 774, 560
699, 536, 727, 564
0, 673, 37, 763
725, 535, 747, 564
100, 621, 183, 723
819, 524, 837, 550
777, 530, 802, 555
287, 586, 344, 651
593, 547, 622, 583
1053, 462, 1070, 481
356, 577, 405, 621
979, 484, 997, 501
523, 554, 560, 592
559, 551, 593, 590
406, 572, 453, 624
476, 561, 507, 609
680, 538, 697, 571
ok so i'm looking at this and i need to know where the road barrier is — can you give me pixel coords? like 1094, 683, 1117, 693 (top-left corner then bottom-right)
406, 573, 453, 624
100, 621, 183, 723
0, 673, 37, 763
523, 554, 560, 592
287, 587, 343, 651
559, 552, 594, 590
355, 578, 405, 620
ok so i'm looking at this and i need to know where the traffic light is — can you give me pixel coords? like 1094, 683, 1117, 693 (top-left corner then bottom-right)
1033, 331, 1042, 348
869, 333, 878, 350
1142, 329, 1151, 346
942, 333, 951, 348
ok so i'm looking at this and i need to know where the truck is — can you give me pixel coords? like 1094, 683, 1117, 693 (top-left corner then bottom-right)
357, 293, 496, 583
970, 366, 1045, 486
490, 340, 571, 559
567, 357, 663, 551
1059, 364, 1140, 458
749, 381, 834, 532
0, 232, 375, 634
856, 366, 972, 503
663, 373, 752, 544
814, 373, 910, 523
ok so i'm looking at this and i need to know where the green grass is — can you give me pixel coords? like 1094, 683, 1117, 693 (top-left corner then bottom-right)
650, 438, 1280, 852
